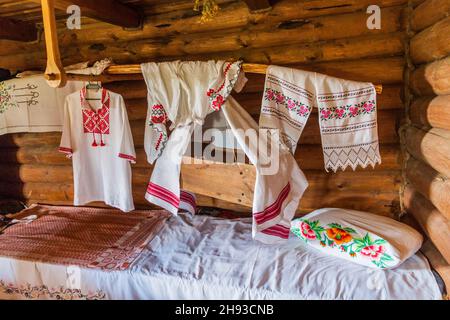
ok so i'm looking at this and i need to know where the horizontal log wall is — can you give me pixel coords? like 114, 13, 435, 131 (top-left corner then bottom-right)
403, 0, 450, 275
0, 0, 408, 216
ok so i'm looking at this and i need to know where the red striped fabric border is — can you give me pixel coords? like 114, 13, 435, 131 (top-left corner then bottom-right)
180, 191, 196, 211
58, 146, 73, 154
261, 224, 290, 239
146, 182, 180, 208
253, 183, 291, 225
118, 153, 137, 162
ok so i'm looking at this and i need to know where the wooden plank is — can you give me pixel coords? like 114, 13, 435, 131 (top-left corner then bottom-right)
410, 95, 450, 130
0, 16, 37, 42
28, 0, 142, 28
405, 126, 450, 178
410, 16, 450, 64
406, 157, 450, 220
244, 0, 271, 12
403, 186, 450, 263
410, 56, 450, 96
411, 0, 450, 31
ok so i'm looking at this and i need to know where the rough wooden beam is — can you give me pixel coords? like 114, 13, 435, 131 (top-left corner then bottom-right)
410, 56, 450, 96
404, 186, 450, 264
0, 16, 37, 42
411, 0, 450, 32
244, 0, 272, 12
29, 0, 142, 28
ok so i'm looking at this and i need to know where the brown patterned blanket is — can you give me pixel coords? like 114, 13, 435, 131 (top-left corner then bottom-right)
0, 204, 170, 271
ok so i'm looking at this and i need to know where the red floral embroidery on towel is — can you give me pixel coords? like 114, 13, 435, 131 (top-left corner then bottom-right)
320, 99, 376, 121
264, 88, 312, 118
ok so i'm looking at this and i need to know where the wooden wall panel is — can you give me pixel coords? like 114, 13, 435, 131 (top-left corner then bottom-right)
0, 0, 406, 217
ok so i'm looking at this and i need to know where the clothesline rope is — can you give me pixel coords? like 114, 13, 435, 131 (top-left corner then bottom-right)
55, 62, 383, 94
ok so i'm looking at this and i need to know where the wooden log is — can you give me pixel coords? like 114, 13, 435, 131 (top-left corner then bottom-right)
411, 0, 450, 31
243, 57, 405, 92
420, 240, 450, 293
406, 157, 450, 220
28, 0, 142, 28
403, 186, 450, 263
0, 181, 399, 217
410, 56, 450, 96
0, 163, 401, 193
0, 27, 405, 73
0, 16, 37, 42
410, 16, 450, 64
405, 126, 450, 178
54, 1, 406, 49
410, 95, 450, 130
244, 0, 271, 12
0, 143, 401, 170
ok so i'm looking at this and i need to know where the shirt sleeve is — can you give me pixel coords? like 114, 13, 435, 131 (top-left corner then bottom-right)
118, 95, 137, 164
58, 98, 73, 158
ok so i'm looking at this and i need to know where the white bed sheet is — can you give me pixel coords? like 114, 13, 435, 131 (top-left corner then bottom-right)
0, 214, 442, 300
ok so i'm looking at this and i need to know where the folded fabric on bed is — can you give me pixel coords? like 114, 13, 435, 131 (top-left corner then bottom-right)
0, 204, 170, 271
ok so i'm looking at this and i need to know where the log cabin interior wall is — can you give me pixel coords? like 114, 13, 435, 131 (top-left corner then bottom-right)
0, 0, 432, 218
401, 0, 450, 283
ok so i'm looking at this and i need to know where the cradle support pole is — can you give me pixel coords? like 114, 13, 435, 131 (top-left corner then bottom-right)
41, 0, 66, 88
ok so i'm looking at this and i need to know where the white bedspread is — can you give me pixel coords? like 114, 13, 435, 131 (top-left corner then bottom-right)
0, 214, 442, 300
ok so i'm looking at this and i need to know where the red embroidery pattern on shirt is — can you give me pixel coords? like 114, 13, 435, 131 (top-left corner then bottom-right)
118, 153, 136, 162
155, 132, 164, 151
81, 88, 110, 134
150, 104, 167, 124
206, 61, 235, 111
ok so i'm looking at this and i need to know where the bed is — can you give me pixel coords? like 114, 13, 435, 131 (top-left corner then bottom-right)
0, 206, 444, 300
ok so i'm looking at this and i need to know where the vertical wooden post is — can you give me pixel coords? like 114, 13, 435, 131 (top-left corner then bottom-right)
41, 0, 66, 88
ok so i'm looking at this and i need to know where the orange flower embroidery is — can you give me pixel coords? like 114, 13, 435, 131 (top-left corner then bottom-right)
326, 228, 353, 245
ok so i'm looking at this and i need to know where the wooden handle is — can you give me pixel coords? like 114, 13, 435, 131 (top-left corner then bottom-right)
41, 0, 66, 88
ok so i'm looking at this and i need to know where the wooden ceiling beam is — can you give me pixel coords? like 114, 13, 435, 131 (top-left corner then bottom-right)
28, 0, 142, 28
0, 16, 37, 42
243, 0, 272, 12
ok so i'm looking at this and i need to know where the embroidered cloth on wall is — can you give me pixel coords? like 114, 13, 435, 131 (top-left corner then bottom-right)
260, 66, 381, 172
141, 60, 308, 244
59, 88, 136, 212
0, 75, 83, 135
0, 205, 170, 271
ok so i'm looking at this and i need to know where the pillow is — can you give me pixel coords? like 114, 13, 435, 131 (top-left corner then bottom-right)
291, 208, 423, 269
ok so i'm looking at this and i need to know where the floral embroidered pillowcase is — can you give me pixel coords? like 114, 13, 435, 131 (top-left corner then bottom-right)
291, 208, 423, 269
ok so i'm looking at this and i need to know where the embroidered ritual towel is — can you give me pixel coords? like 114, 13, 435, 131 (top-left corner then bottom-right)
223, 96, 308, 244
59, 88, 136, 212
141, 60, 246, 214
0, 75, 83, 135
259, 66, 381, 172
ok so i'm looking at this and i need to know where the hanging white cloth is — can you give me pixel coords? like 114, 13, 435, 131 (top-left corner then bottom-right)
141, 60, 308, 244
0, 75, 83, 135
59, 87, 136, 212
222, 96, 308, 243
141, 60, 245, 215
260, 66, 381, 172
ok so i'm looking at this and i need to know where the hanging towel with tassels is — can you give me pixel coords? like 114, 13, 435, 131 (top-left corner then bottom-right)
259, 65, 381, 172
